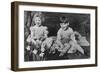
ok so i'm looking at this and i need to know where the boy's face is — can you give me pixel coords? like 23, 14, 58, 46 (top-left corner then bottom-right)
34, 17, 41, 26
60, 22, 69, 30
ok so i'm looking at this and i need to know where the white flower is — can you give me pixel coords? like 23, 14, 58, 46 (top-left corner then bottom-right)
39, 53, 44, 57
26, 46, 30, 51
33, 49, 38, 54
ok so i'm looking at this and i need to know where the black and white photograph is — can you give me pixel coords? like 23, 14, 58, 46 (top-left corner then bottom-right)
24, 11, 90, 61
11, 1, 97, 71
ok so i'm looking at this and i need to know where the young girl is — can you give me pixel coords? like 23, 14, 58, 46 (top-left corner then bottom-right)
57, 16, 84, 56
26, 12, 48, 57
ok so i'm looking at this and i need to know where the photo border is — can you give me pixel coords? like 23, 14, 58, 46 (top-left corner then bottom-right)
11, 1, 98, 71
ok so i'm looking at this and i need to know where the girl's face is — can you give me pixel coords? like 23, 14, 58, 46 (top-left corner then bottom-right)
34, 17, 42, 26
60, 22, 69, 30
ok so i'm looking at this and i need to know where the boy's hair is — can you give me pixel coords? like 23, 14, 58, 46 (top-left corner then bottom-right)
60, 16, 69, 23
32, 12, 45, 25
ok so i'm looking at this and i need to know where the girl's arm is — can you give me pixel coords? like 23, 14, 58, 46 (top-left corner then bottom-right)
43, 27, 48, 39
30, 27, 37, 39
30, 27, 37, 44
44, 31, 48, 38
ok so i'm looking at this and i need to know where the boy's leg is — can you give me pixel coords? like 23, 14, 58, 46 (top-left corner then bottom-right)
75, 44, 84, 54
68, 41, 77, 53
63, 43, 71, 53
59, 43, 70, 56
69, 41, 84, 54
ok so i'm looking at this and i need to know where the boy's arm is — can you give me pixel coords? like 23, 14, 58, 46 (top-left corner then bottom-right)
71, 33, 77, 43
70, 28, 77, 43
57, 29, 62, 41
57, 29, 64, 49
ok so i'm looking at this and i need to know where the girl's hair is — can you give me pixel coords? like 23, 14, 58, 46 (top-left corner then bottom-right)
60, 16, 69, 23
32, 12, 45, 25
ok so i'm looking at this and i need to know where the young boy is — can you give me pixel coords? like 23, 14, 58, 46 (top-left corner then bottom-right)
57, 16, 84, 56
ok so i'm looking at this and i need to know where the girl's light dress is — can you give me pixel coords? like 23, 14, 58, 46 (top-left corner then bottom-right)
26, 25, 48, 57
